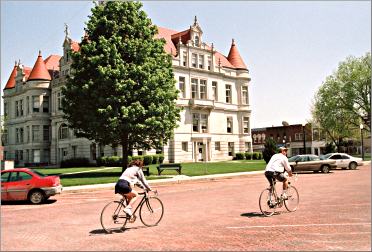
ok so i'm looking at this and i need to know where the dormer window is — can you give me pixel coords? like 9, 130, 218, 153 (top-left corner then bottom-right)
194, 35, 200, 46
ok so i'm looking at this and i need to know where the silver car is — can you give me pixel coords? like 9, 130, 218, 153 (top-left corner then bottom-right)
288, 154, 337, 173
320, 153, 363, 170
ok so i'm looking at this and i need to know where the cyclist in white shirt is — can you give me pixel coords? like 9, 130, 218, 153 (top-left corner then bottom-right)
264, 146, 292, 199
115, 159, 152, 216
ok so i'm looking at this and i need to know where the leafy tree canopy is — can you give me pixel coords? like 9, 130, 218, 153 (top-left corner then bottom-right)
62, 1, 181, 169
263, 138, 277, 164
312, 52, 371, 149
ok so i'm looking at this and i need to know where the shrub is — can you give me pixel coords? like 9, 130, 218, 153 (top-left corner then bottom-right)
245, 152, 253, 160
235, 152, 245, 160
132, 156, 144, 162
263, 138, 278, 163
152, 154, 159, 164
253, 152, 260, 160
158, 154, 165, 164
143, 155, 153, 166
61, 158, 91, 168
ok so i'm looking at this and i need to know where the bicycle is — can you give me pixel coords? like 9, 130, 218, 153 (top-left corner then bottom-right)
259, 173, 299, 216
100, 190, 164, 233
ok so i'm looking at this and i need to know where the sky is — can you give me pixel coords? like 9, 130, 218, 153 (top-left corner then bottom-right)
1, 1, 370, 128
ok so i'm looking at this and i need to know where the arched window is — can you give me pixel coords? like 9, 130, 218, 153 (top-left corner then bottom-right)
194, 35, 199, 46
59, 124, 69, 140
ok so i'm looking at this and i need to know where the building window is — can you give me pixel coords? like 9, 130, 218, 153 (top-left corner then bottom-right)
295, 133, 304, 141
179, 76, 186, 98
25, 150, 29, 162
43, 125, 50, 141
227, 117, 233, 133
225, 84, 232, 103
15, 101, 19, 117
43, 149, 50, 163
243, 117, 250, 134
33, 149, 40, 163
199, 80, 207, 99
183, 51, 187, 67
191, 53, 197, 68
242, 86, 248, 104
4, 102, 8, 117
191, 78, 198, 99
199, 54, 204, 69
19, 100, 24, 116
43, 96, 49, 113
2, 129, 8, 144
193, 113, 200, 132
16, 128, 20, 143
57, 92, 63, 110
194, 35, 199, 46
228, 142, 234, 156
193, 113, 208, 133
32, 96, 40, 112
182, 142, 188, 152
26, 126, 30, 143
26, 97, 30, 114
59, 124, 69, 140
245, 142, 250, 152
215, 141, 221, 151
212, 81, 218, 101
207, 56, 211, 70
32, 125, 40, 142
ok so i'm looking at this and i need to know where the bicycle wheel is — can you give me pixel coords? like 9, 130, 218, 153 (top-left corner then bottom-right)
284, 185, 299, 212
259, 188, 276, 216
139, 196, 164, 227
100, 201, 128, 233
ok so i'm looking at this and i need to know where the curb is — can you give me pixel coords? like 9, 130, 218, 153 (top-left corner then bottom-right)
62, 170, 265, 193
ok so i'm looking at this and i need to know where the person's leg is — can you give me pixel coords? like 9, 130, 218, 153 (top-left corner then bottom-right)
125, 190, 138, 209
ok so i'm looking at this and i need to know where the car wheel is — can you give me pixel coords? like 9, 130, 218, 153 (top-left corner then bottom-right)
28, 190, 45, 204
349, 162, 357, 170
321, 165, 330, 173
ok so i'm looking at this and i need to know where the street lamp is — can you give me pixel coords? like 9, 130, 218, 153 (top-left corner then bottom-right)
302, 123, 306, 154
360, 124, 364, 160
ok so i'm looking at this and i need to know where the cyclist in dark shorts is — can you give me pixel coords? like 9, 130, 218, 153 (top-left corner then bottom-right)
264, 147, 292, 199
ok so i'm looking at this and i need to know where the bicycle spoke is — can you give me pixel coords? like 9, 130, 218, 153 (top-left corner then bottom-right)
259, 188, 276, 216
100, 201, 127, 233
284, 186, 299, 212
139, 197, 164, 227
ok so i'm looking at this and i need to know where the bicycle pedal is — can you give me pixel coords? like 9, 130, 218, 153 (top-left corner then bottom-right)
129, 215, 137, 223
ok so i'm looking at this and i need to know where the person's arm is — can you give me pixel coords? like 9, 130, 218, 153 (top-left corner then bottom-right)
283, 157, 293, 176
137, 168, 151, 191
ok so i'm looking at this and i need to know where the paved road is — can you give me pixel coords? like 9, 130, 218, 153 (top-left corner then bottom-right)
1, 165, 370, 251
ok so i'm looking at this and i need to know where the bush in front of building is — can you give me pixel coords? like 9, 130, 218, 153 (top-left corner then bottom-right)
152, 154, 159, 164
158, 154, 165, 164
61, 158, 92, 168
96, 156, 122, 167
245, 152, 252, 160
235, 152, 246, 160
143, 155, 153, 166
253, 152, 263, 160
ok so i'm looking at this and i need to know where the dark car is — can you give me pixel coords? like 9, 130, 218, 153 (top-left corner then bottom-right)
288, 154, 337, 173
1, 168, 62, 204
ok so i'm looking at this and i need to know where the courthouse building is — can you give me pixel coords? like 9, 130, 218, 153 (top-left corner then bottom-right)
2, 18, 252, 166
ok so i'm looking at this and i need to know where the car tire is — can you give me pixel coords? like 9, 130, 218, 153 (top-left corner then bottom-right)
28, 190, 45, 204
349, 162, 357, 170
320, 165, 330, 173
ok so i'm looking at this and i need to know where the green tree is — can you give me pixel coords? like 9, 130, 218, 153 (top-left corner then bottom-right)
62, 1, 181, 171
262, 138, 277, 164
312, 52, 371, 151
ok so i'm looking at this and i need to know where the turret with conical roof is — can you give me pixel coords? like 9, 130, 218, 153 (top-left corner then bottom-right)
227, 39, 248, 70
4, 62, 18, 90
28, 51, 51, 81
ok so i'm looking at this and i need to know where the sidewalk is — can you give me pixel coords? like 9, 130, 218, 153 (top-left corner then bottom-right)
63, 170, 265, 193
62, 160, 371, 193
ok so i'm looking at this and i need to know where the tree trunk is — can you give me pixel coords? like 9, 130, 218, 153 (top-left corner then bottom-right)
121, 133, 129, 173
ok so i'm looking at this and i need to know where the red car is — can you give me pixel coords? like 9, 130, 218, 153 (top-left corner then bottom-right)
1, 168, 62, 204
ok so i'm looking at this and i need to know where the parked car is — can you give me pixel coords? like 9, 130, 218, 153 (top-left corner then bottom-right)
1, 168, 62, 204
288, 154, 337, 173
320, 153, 363, 170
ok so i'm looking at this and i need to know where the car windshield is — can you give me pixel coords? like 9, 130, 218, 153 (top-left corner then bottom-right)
308, 155, 320, 161
30, 170, 47, 177
288, 156, 301, 162
320, 153, 332, 160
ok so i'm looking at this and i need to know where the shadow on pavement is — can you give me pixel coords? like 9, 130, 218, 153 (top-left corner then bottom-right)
89, 225, 147, 236
1, 199, 57, 205
241, 212, 266, 218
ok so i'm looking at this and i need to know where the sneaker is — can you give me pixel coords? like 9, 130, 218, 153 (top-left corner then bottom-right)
123, 208, 132, 216
281, 193, 288, 200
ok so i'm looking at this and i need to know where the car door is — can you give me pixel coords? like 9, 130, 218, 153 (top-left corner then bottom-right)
1, 172, 11, 201
6, 171, 34, 201
330, 154, 343, 168
340, 155, 351, 168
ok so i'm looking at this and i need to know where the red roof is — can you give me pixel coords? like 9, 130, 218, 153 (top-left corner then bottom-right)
44, 55, 61, 70
4, 64, 18, 90
71, 41, 80, 52
156, 27, 178, 56
227, 39, 247, 70
28, 51, 52, 81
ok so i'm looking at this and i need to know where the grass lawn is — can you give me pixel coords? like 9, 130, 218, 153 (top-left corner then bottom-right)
34, 160, 266, 187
